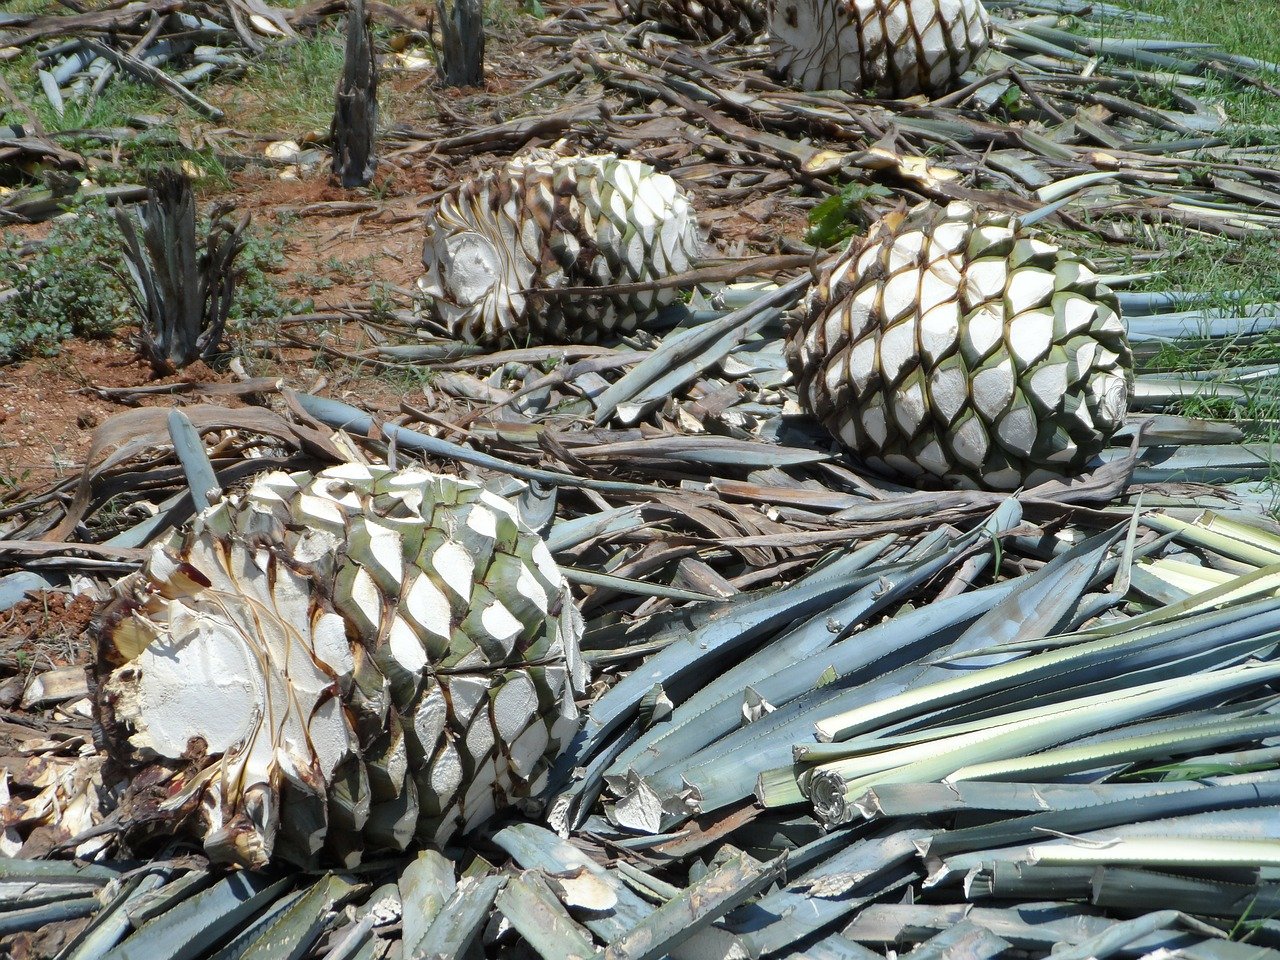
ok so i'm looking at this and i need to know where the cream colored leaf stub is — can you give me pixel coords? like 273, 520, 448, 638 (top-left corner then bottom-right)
94, 465, 583, 869
419, 153, 703, 347
787, 201, 1133, 490
768, 0, 991, 98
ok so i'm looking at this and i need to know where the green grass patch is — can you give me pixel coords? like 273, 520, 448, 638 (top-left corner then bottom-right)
217, 30, 347, 135
0, 48, 193, 132
1092, 0, 1280, 139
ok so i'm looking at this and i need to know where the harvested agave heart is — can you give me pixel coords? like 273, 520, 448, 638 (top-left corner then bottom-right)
419, 153, 703, 347
768, 0, 991, 98
618, 0, 767, 42
94, 464, 585, 869
787, 201, 1133, 491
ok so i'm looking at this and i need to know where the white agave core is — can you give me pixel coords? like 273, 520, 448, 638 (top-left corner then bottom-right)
419, 153, 701, 346
769, 0, 990, 97
102, 463, 583, 866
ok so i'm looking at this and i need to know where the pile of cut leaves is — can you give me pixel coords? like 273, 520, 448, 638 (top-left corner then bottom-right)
6, 403, 1280, 958
4, 0, 1280, 957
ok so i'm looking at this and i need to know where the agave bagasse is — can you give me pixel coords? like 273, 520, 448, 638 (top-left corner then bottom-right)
788, 201, 1133, 490
94, 463, 584, 869
419, 153, 702, 347
618, 0, 767, 42
769, 0, 991, 97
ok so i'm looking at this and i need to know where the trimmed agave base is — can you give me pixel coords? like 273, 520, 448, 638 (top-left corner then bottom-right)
418, 152, 703, 347
788, 201, 1133, 490
95, 464, 584, 868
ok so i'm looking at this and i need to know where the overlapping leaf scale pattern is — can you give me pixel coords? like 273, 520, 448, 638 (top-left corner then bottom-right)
95, 463, 584, 869
619, 0, 767, 42
419, 153, 703, 347
768, 0, 991, 96
789, 201, 1134, 489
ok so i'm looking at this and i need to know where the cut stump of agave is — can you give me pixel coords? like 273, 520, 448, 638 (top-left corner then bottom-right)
418, 152, 703, 347
787, 200, 1134, 491
94, 464, 584, 869
768, 0, 992, 98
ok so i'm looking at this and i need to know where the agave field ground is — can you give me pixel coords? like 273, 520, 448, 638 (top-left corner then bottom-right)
6, 0, 1280, 958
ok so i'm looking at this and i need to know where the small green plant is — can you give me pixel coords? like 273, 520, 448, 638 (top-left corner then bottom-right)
0, 201, 130, 363
229, 223, 313, 328
1228, 898, 1280, 943
805, 180, 893, 249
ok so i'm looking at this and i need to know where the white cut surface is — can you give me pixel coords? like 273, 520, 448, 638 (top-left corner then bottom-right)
347, 565, 384, 637
312, 611, 355, 679
962, 305, 1003, 360
128, 611, 261, 759
325, 463, 377, 486
996, 403, 1038, 457
445, 675, 491, 725
1007, 311, 1054, 369
388, 616, 429, 674
515, 564, 550, 614
893, 375, 928, 435
444, 232, 501, 305
1027, 360, 1069, 411
310, 478, 362, 509
351, 518, 404, 592
464, 717, 496, 769
403, 572, 453, 641
612, 776, 665, 834
429, 741, 464, 799
1096, 370, 1129, 424
878, 319, 917, 385
919, 301, 960, 365
861, 400, 889, 448
848, 335, 878, 395
508, 716, 550, 778
465, 504, 497, 540
297, 494, 347, 532
887, 231, 926, 272
462, 783, 498, 832
309, 695, 354, 779
1005, 269, 1055, 316
882, 269, 921, 324
293, 528, 340, 565
963, 259, 1009, 305
1057, 294, 1098, 337
531, 540, 561, 588
432, 540, 476, 602
492, 673, 538, 743
928, 361, 967, 424
411, 684, 448, 756
480, 599, 523, 653
834, 418, 859, 448
950, 414, 990, 469
971, 358, 1016, 420
968, 224, 1014, 259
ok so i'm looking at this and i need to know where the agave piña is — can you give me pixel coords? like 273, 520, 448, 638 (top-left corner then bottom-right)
419, 153, 702, 347
788, 201, 1133, 490
95, 463, 584, 868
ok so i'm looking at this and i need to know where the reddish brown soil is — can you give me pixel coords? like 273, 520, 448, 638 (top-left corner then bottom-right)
0, 14, 795, 500
0, 591, 95, 667
0, 337, 235, 483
